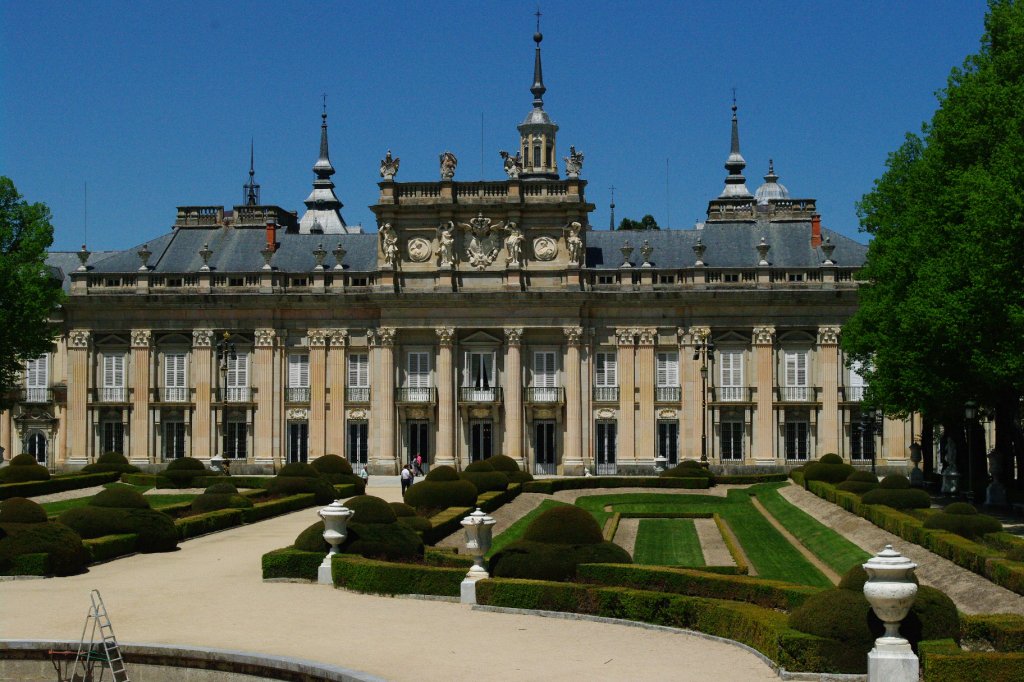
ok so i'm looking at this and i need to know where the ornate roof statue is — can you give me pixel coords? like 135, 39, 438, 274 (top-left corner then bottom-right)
500, 150, 523, 179
565, 146, 584, 178
379, 150, 400, 181
439, 151, 458, 180
380, 222, 399, 268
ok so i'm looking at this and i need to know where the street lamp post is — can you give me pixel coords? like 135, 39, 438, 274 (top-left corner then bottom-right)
860, 407, 883, 475
214, 332, 236, 469
693, 335, 715, 464
964, 400, 977, 503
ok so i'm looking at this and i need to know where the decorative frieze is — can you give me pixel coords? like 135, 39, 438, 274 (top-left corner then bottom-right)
502, 327, 522, 347
752, 326, 776, 346
307, 329, 329, 348
255, 328, 277, 348
130, 330, 152, 348
436, 327, 456, 347
817, 326, 841, 345
68, 330, 90, 349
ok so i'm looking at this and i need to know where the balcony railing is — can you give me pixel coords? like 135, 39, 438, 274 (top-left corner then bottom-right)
397, 387, 435, 403
718, 386, 746, 402
156, 387, 191, 403
847, 385, 865, 402
286, 387, 311, 403
595, 461, 617, 475
534, 461, 557, 475
92, 387, 130, 403
346, 387, 370, 403
655, 386, 681, 402
593, 386, 619, 402
780, 386, 809, 402
217, 387, 252, 403
22, 388, 52, 403
525, 387, 563, 404
459, 387, 503, 403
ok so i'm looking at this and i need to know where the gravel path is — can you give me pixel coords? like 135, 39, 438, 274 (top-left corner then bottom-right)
779, 483, 1024, 615
27, 486, 107, 504
613, 518, 640, 556
694, 518, 733, 567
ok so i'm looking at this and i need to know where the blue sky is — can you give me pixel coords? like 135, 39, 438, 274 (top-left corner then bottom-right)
1, 1, 988, 251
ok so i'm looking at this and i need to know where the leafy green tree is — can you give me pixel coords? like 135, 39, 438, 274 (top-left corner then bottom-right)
0, 177, 64, 410
843, 0, 1024, 495
617, 214, 660, 230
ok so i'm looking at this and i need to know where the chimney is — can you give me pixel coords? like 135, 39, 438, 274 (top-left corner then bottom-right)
266, 220, 277, 252
811, 214, 822, 249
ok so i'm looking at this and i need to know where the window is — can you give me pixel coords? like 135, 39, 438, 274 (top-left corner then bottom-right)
657, 421, 678, 465
27, 432, 47, 464
594, 352, 618, 401
349, 277, 368, 287
595, 274, 616, 285
102, 354, 126, 402
785, 421, 809, 460
656, 352, 680, 401
851, 414, 878, 461
532, 351, 558, 401
658, 275, 676, 285
464, 351, 497, 401
408, 421, 430, 463
288, 422, 309, 463
721, 421, 743, 460
290, 277, 308, 287
347, 353, 370, 402
595, 421, 617, 474
784, 351, 808, 401
163, 353, 187, 402
25, 355, 48, 402
163, 421, 186, 460
287, 354, 310, 402
545, 141, 552, 168
406, 351, 431, 401
720, 351, 744, 401
348, 422, 368, 469
787, 273, 804, 282
723, 273, 740, 283
225, 352, 249, 402
102, 421, 124, 454
224, 420, 247, 459
470, 421, 492, 461
535, 421, 557, 474
849, 361, 866, 402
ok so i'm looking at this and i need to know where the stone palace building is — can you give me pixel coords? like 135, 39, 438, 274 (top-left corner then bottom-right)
1, 29, 917, 475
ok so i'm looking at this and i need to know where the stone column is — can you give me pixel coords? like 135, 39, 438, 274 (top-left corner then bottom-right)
325, 329, 347, 456
191, 330, 213, 459
563, 326, 584, 474
373, 327, 397, 473
254, 328, 277, 465
683, 327, 709, 460
1, 409, 12, 463
503, 328, 524, 468
752, 326, 776, 462
67, 330, 90, 462
435, 327, 456, 468
818, 326, 841, 457
129, 330, 152, 463
616, 328, 636, 466
308, 329, 328, 460
636, 328, 656, 467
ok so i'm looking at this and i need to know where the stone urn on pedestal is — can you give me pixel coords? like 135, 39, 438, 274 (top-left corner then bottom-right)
862, 545, 919, 681
317, 500, 354, 585
460, 508, 496, 604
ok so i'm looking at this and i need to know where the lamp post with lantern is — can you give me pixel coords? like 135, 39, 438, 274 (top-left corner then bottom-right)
212, 332, 236, 471
693, 334, 715, 464
964, 400, 977, 503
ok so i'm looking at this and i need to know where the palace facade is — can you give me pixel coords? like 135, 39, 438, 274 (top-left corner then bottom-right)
1, 29, 916, 475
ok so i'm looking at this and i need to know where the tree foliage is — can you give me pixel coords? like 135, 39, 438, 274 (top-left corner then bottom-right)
0, 177, 64, 410
843, 1, 1024, 487
617, 214, 660, 230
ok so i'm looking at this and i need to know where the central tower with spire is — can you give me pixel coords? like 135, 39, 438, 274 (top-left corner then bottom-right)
518, 11, 559, 180
299, 99, 355, 234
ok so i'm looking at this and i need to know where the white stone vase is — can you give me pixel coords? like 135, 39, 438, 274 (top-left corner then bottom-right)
863, 545, 918, 644
460, 508, 496, 578
317, 500, 354, 585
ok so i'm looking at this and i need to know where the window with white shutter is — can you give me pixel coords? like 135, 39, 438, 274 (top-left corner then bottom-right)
226, 352, 249, 402
406, 351, 431, 401
720, 351, 743, 401
464, 351, 497, 401
594, 352, 618, 401
849, 360, 866, 402
656, 351, 679, 401
287, 354, 310, 401
784, 351, 808, 401
103, 354, 126, 402
163, 353, 186, 402
533, 351, 558, 402
347, 353, 369, 402
25, 355, 48, 402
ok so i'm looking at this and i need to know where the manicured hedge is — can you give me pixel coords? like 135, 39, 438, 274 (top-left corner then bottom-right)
262, 547, 323, 581
84, 533, 138, 563
82, 452, 139, 475
474, 578, 841, 673
522, 477, 710, 494
175, 509, 244, 540
0, 522, 91, 576
240, 493, 317, 523
920, 639, 1024, 682
716, 473, 789, 484
423, 547, 475, 568
194, 475, 270, 489
961, 614, 1024, 652
477, 484, 521, 513
331, 554, 466, 596
0, 471, 120, 500
576, 563, 819, 611
603, 513, 621, 542
120, 473, 160, 487
714, 514, 749, 574
421, 507, 472, 545
9, 552, 49, 575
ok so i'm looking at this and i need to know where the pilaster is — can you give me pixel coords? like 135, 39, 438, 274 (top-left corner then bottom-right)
752, 326, 776, 462
1, 410, 12, 463
67, 330, 90, 462
817, 326, 841, 457
325, 329, 347, 457
308, 329, 328, 459
636, 327, 657, 465
129, 330, 152, 463
254, 328, 277, 465
616, 328, 636, 465
684, 327, 710, 460
436, 327, 456, 468
191, 330, 213, 459
372, 327, 397, 473
503, 328, 524, 468
563, 326, 584, 473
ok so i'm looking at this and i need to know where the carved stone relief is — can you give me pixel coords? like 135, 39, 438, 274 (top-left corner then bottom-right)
596, 408, 615, 420
307, 329, 328, 348
533, 236, 558, 261
192, 329, 214, 347
504, 328, 523, 346
752, 326, 776, 346
348, 409, 367, 420
255, 329, 277, 348
407, 237, 432, 263
658, 409, 677, 419
68, 330, 90, 348
470, 407, 490, 419
287, 408, 308, 421
817, 326, 841, 345
436, 327, 455, 347
130, 330, 152, 348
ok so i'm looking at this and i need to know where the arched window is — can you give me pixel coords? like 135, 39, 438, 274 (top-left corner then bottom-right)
545, 141, 553, 169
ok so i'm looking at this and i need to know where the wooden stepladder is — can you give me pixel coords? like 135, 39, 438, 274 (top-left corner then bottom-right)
52, 589, 131, 682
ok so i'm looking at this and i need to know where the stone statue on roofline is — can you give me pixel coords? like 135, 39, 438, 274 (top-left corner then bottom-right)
379, 150, 400, 180
564, 146, 584, 178
439, 151, 458, 180
499, 150, 523, 179
504, 222, 524, 266
380, 222, 399, 267
565, 221, 584, 265
437, 221, 456, 267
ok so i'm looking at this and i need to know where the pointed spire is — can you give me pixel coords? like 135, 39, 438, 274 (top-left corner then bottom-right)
719, 92, 752, 199
313, 95, 335, 179
243, 138, 260, 206
609, 185, 616, 230
300, 97, 348, 234
531, 9, 546, 108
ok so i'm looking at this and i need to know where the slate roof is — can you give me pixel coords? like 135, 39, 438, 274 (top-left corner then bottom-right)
46, 250, 119, 291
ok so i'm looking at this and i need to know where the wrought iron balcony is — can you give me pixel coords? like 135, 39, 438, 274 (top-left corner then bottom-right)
396, 387, 435, 404
346, 387, 370, 403
216, 387, 253, 403
459, 386, 503, 404
717, 386, 747, 402
153, 387, 192, 403
21, 388, 53, 403
847, 385, 865, 402
286, 387, 311, 403
91, 387, 131, 404
780, 386, 810, 402
592, 386, 619, 402
525, 387, 563, 404
655, 386, 681, 402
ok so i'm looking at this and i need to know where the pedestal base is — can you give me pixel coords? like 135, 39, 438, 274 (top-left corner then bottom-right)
318, 557, 333, 585
867, 640, 918, 682
986, 481, 1008, 507
460, 577, 482, 604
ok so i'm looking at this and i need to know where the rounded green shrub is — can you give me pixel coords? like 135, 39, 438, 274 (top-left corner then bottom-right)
860, 487, 932, 509
489, 540, 631, 581
167, 457, 206, 471
819, 453, 844, 465
162, 457, 212, 487
660, 460, 713, 480
278, 462, 320, 478
847, 470, 879, 483
924, 507, 1002, 539
346, 495, 397, 524
390, 502, 417, 517
0, 459, 50, 483
803, 459, 855, 484
388, 502, 432, 532
879, 474, 911, 489
90, 487, 151, 509
9, 453, 38, 466
204, 482, 239, 495
0, 522, 90, 576
523, 505, 604, 545
836, 470, 879, 494
460, 471, 509, 493
0, 497, 48, 524
294, 521, 328, 552
463, 460, 495, 473
311, 454, 353, 475
404, 478, 478, 510
485, 455, 520, 472
123, 509, 178, 552
58, 506, 120, 539
264, 475, 336, 505
82, 452, 140, 474
425, 465, 460, 482
191, 493, 253, 513
293, 518, 424, 561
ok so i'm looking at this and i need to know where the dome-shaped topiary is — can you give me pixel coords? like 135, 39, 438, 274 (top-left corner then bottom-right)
943, 502, 978, 515
9, 453, 38, 466
388, 502, 432, 532
460, 470, 509, 493
0, 457, 50, 484
860, 487, 931, 510
924, 507, 1002, 539
847, 471, 879, 483
90, 486, 151, 509
404, 478, 478, 510
277, 462, 321, 478
293, 516, 424, 561
82, 452, 140, 474
58, 506, 119, 539
389, 502, 417, 517
311, 454, 353, 475
0, 522, 90, 576
122, 509, 178, 552
506, 470, 535, 483
463, 460, 495, 473
162, 457, 212, 488
425, 465, 460, 482
264, 475, 336, 505
166, 457, 206, 471
660, 460, 714, 480
204, 482, 239, 495
0, 497, 48, 524
345, 495, 397, 524
522, 505, 604, 545
489, 540, 631, 582
836, 470, 880, 494
804, 460, 855, 484
485, 455, 521, 472
879, 474, 911, 490
819, 453, 844, 465
191, 493, 253, 514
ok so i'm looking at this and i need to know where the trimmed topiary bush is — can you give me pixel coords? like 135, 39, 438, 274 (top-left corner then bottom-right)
277, 462, 320, 478
205, 482, 239, 495
425, 465, 460, 482
836, 470, 880, 495
390, 502, 417, 517
57, 506, 119, 539
0, 497, 48, 524
264, 475, 336, 505
59, 493, 178, 553
163, 457, 213, 488
310, 455, 366, 493
819, 453, 844, 465
879, 474, 911, 489
483, 455, 534, 483
803, 455, 855, 484
191, 488, 253, 513
390, 502, 432, 533
90, 486, 151, 509
523, 505, 605, 545
0, 455, 50, 484
122, 509, 178, 552
82, 452, 140, 475
9, 454, 37, 466
293, 494, 424, 561
660, 460, 714, 481
0, 522, 90, 576
405, 467, 478, 510
346, 495, 398, 524
924, 503, 1003, 540
460, 471, 509, 494
860, 487, 932, 510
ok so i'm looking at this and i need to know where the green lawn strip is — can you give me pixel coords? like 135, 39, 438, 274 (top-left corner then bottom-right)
754, 486, 869, 575
43, 493, 197, 517
633, 518, 705, 566
104, 482, 155, 494
486, 499, 569, 558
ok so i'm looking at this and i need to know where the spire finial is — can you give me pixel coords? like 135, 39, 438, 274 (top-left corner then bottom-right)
609, 185, 616, 230
322, 93, 327, 122
243, 137, 260, 205
531, 8, 546, 108
719, 92, 752, 199
314, 97, 334, 179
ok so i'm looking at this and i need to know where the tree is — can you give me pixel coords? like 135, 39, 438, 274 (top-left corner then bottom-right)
843, 0, 1024, 496
617, 214, 660, 230
0, 177, 64, 410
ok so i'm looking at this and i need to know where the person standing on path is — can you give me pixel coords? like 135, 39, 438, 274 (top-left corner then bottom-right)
400, 464, 413, 496
414, 453, 424, 476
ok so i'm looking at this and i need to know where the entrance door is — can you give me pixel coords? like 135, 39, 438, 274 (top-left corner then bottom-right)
534, 421, 557, 475
348, 422, 368, 472
27, 432, 47, 465
657, 421, 678, 465
470, 420, 492, 462
408, 421, 430, 466
595, 421, 617, 474
288, 422, 309, 463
